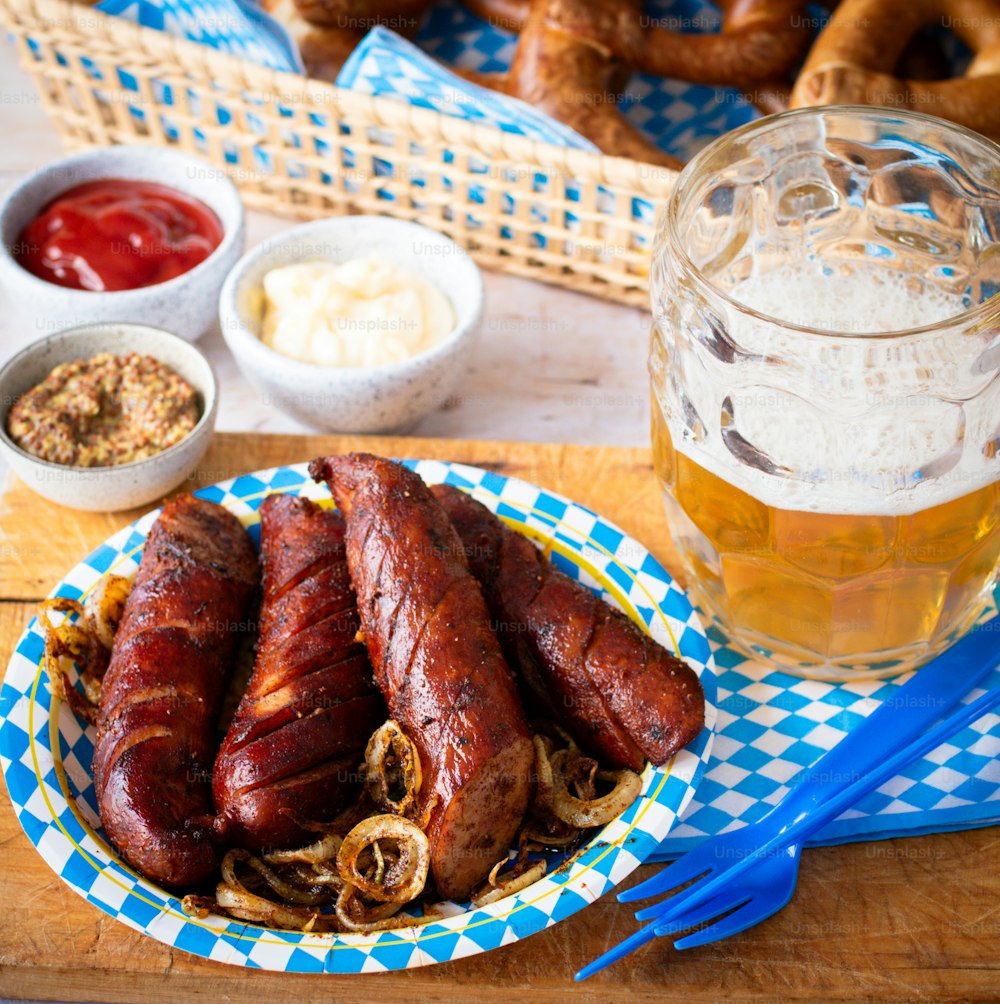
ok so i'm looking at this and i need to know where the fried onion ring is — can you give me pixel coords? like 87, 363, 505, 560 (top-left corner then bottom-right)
336, 814, 430, 904
364, 719, 423, 818
549, 749, 642, 828
221, 848, 328, 905
334, 885, 439, 932
263, 832, 343, 866
215, 883, 325, 931
84, 573, 132, 651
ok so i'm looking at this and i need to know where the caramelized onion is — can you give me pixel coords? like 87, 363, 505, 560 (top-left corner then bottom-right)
221, 848, 327, 905
521, 826, 580, 849
264, 832, 343, 866
365, 720, 422, 818
472, 860, 547, 907
38, 597, 106, 723
215, 883, 325, 932
336, 815, 430, 904
84, 573, 132, 650
335, 885, 439, 933
549, 749, 642, 828
181, 894, 215, 919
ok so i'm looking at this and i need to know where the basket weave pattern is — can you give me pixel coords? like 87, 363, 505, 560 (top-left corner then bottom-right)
1, 0, 679, 305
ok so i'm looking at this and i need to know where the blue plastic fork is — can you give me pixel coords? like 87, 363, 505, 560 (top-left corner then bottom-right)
576, 619, 1000, 980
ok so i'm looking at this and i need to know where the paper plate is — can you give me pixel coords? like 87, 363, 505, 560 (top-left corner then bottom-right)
0, 460, 717, 973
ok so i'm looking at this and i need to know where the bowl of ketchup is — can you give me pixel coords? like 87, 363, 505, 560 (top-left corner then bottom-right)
0, 146, 244, 342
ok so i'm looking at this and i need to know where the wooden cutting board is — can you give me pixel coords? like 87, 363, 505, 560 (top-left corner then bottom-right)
0, 432, 997, 1003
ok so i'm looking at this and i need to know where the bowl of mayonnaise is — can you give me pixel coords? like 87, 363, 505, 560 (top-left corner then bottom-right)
219, 216, 483, 433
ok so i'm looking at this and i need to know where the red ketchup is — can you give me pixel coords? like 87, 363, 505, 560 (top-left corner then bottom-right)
15, 179, 224, 292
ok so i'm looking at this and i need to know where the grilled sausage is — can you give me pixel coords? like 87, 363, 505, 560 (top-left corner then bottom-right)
213, 494, 385, 850
309, 453, 534, 902
432, 484, 704, 768
92, 495, 259, 889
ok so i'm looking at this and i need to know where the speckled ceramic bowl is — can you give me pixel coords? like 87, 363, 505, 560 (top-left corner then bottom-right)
219, 216, 484, 433
0, 323, 217, 511
0, 146, 245, 342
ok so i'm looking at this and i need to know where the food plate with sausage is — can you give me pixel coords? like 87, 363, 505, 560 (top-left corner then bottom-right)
0, 459, 717, 973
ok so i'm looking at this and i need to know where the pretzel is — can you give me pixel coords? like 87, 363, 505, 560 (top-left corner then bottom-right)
637, 1, 813, 90
790, 0, 1000, 140
461, 0, 812, 111
464, 0, 682, 167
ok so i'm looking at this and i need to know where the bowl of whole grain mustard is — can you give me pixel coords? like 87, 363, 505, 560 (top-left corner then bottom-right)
0, 323, 217, 511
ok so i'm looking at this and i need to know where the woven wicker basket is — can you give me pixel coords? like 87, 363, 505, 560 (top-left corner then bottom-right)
0, 0, 680, 306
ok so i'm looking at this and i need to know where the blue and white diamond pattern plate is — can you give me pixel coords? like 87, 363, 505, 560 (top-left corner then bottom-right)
0, 460, 716, 973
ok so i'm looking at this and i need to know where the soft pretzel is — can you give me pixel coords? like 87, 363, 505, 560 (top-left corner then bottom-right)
791, 0, 1000, 140
637, 0, 813, 89
465, 0, 682, 167
460, 0, 812, 110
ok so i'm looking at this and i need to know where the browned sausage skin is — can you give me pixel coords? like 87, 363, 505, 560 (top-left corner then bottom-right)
92, 495, 259, 889
432, 484, 705, 768
213, 494, 385, 851
309, 454, 534, 902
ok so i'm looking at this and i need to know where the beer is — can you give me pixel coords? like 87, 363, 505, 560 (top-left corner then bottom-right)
651, 260, 1000, 678
650, 107, 1000, 677
653, 402, 1000, 678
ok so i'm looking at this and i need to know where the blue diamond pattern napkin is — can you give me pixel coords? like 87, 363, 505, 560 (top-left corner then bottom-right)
650, 593, 1000, 861
336, 25, 599, 151
84, 0, 969, 166
96, 0, 304, 72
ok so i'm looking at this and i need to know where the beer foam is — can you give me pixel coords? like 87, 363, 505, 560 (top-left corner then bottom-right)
730, 265, 968, 334
655, 263, 1000, 515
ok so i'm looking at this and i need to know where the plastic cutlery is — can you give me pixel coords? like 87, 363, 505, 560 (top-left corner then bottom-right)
576, 619, 1000, 979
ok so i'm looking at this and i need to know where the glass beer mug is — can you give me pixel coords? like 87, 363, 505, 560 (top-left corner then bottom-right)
650, 106, 1000, 680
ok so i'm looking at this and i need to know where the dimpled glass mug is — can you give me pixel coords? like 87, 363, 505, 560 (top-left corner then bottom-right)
650, 106, 1000, 681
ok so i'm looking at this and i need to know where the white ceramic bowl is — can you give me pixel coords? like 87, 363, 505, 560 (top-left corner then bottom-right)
0, 323, 218, 511
219, 216, 484, 433
0, 145, 245, 342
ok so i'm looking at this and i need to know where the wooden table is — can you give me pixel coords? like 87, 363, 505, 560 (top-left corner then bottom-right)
1, 432, 998, 1002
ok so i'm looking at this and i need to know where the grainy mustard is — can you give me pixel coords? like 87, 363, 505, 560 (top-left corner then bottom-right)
6, 352, 200, 467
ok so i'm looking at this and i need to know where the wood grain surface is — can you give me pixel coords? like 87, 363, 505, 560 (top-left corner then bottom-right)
1, 432, 998, 1003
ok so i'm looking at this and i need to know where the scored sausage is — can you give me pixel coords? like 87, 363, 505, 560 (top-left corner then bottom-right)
309, 453, 534, 902
213, 494, 385, 851
432, 484, 705, 769
92, 495, 259, 889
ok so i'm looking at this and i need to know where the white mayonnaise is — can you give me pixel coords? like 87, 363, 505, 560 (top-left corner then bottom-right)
260, 254, 455, 368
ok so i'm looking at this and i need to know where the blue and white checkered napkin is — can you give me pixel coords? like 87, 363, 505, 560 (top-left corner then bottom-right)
96, 0, 303, 72
336, 26, 599, 151
651, 590, 1000, 861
